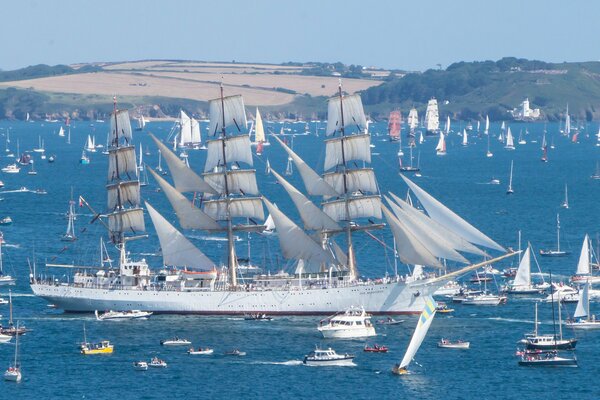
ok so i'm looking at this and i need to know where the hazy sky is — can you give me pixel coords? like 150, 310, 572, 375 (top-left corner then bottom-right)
1, 0, 597, 71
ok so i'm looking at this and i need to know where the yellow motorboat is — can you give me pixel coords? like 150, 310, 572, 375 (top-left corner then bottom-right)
80, 340, 114, 355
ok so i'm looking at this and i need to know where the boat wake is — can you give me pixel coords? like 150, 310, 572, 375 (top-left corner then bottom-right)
188, 234, 242, 242
226, 317, 245, 321
252, 360, 303, 366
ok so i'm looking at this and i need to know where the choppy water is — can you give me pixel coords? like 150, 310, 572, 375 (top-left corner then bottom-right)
0, 119, 599, 399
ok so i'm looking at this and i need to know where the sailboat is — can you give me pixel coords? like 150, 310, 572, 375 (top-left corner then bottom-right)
252, 108, 270, 153
570, 234, 600, 284
177, 110, 202, 149
518, 129, 526, 145
504, 127, 515, 150
3, 322, 21, 382
138, 143, 148, 187
392, 297, 436, 375
388, 110, 401, 142
566, 281, 600, 329
30, 90, 514, 315
0, 232, 15, 285
33, 136, 45, 153
284, 136, 294, 176
506, 160, 514, 194
461, 129, 468, 146
424, 98, 440, 136
61, 193, 77, 242
503, 243, 548, 294
486, 128, 493, 157
484, 115, 489, 136
541, 133, 548, 162
592, 161, 600, 180
561, 184, 569, 209
58, 126, 65, 137
1, 291, 28, 335
407, 108, 418, 134
435, 132, 447, 156
445, 115, 451, 135
136, 115, 146, 131
596, 125, 600, 147
540, 214, 570, 257
399, 145, 419, 172
564, 104, 571, 137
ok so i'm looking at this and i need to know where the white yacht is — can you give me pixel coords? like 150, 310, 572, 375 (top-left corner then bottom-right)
1, 164, 20, 174
303, 347, 355, 366
317, 306, 376, 339
160, 337, 191, 346
95, 309, 153, 321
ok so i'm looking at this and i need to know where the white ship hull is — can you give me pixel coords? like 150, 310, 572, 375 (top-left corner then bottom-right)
31, 280, 443, 315
318, 326, 376, 339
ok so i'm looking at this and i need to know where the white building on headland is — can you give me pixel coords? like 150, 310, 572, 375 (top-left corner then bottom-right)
512, 98, 541, 121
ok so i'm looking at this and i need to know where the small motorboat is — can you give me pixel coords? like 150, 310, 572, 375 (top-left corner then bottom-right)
438, 338, 470, 349
148, 357, 167, 368
133, 361, 148, 371
364, 344, 388, 353
0, 333, 12, 343
47, 155, 56, 163
0, 217, 12, 226
160, 337, 191, 346
188, 347, 214, 355
435, 302, 454, 314
95, 310, 153, 321
224, 349, 246, 357
244, 313, 273, 321
318, 306, 376, 338
80, 340, 114, 355
377, 317, 404, 325
303, 347, 355, 366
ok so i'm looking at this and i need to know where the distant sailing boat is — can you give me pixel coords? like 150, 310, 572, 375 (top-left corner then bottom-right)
566, 281, 600, 329
506, 160, 514, 194
252, 108, 269, 154
392, 297, 437, 375
388, 110, 401, 142
484, 115, 490, 136
284, 136, 294, 176
564, 104, 571, 137
399, 146, 419, 172
462, 129, 468, 146
407, 108, 419, 134
85, 135, 96, 152
518, 129, 526, 145
541, 133, 548, 162
435, 132, 447, 156
424, 98, 440, 135
136, 115, 146, 131
58, 126, 65, 137
561, 184, 569, 209
3, 322, 21, 382
0, 232, 16, 285
504, 127, 515, 150
540, 214, 570, 257
61, 194, 77, 242
570, 234, 600, 284
138, 143, 148, 187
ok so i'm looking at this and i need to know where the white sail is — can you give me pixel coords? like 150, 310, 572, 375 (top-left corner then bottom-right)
271, 169, 341, 232
108, 147, 138, 181
272, 135, 337, 197
204, 198, 264, 221
408, 108, 418, 130
384, 196, 468, 263
513, 246, 531, 286
324, 134, 371, 171
110, 109, 133, 144
107, 208, 145, 234
323, 169, 378, 195
401, 175, 505, 251
203, 170, 259, 196
574, 281, 589, 319
506, 127, 514, 148
399, 297, 437, 369
145, 202, 215, 270
484, 115, 489, 134
388, 192, 488, 257
435, 132, 446, 152
576, 234, 590, 275
148, 168, 220, 230
264, 212, 276, 233
58, 127, 65, 137
208, 94, 247, 136
326, 94, 367, 136
179, 110, 192, 146
446, 116, 451, 134
323, 195, 381, 222
254, 108, 265, 143
565, 105, 571, 135
263, 197, 335, 266
191, 117, 201, 144
107, 181, 141, 210
382, 205, 443, 268
425, 99, 439, 132
150, 134, 217, 194
462, 129, 468, 146
204, 135, 253, 172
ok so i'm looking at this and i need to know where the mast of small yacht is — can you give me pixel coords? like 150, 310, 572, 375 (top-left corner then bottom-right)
556, 214, 561, 253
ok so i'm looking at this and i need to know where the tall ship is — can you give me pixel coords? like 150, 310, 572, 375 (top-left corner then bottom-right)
424, 98, 440, 136
388, 110, 401, 142
30, 90, 513, 315
407, 108, 419, 134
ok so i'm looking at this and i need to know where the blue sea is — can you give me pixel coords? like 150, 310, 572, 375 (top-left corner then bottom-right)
0, 119, 599, 399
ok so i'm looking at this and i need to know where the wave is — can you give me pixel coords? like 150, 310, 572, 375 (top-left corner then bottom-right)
252, 360, 303, 366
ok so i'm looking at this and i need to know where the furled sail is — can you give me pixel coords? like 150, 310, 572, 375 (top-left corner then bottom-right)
208, 94, 247, 136
381, 204, 443, 268
203, 198, 264, 221
271, 168, 341, 232
150, 134, 217, 194
401, 175, 505, 252
109, 109, 133, 145
108, 146, 138, 181
513, 246, 531, 287
323, 168, 378, 195
272, 135, 337, 197
107, 181, 141, 210
263, 197, 335, 266
148, 168, 221, 230
326, 93, 367, 136
388, 192, 487, 257
576, 234, 590, 275
384, 196, 468, 263
145, 202, 215, 270
398, 297, 437, 370
204, 135, 253, 172
324, 134, 372, 171
323, 195, 381, 222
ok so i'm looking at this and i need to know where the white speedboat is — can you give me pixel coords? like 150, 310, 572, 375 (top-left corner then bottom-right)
0, 333, 12, 343
160, 337, 191, 346
133, 361, 148, 371
318, 306, 376, 339
303, 347, 355, 366
438, 338, 470, 349
95, 309, 153, 321
188, 347, 214, 355
1, 164, 20, 174
433, 280, 463, 296
148, 357, 167, 368
462, 292, 507, 306
224, 349, 246, 356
